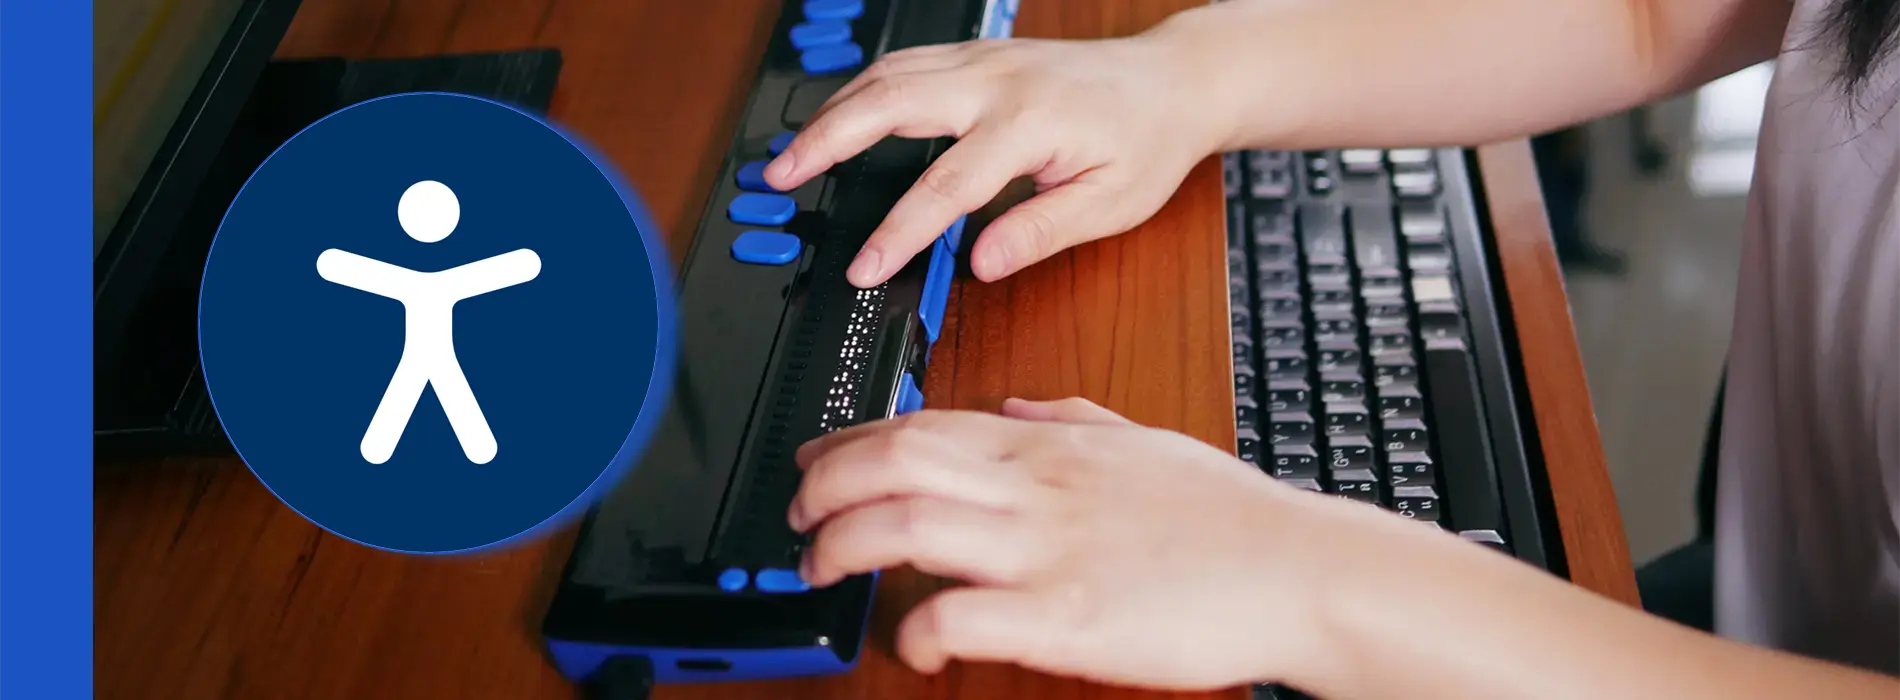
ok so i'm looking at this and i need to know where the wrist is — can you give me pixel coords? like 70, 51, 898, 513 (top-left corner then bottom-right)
1135, 8, 1256, 157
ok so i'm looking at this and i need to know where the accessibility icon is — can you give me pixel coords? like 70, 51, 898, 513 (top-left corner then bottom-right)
199, 93, 676, 554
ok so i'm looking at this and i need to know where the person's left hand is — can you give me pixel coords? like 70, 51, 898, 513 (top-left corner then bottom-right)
786, 397, 1367, 691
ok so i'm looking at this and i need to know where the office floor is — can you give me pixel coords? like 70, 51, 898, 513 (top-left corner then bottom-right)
1565, 65, 1771, 565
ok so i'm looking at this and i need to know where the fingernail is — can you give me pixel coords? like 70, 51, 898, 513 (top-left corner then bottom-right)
847, 249, 883, 285
797, 555, 814, 583
788, 506, 807, 532
764, 152, 795, 182
975, 243, 1010, 279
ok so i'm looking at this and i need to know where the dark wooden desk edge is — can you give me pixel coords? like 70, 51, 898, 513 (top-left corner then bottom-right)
1473, 141, 1639, 607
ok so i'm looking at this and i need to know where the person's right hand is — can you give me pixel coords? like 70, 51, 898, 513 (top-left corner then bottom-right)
761, 32, 1232, 288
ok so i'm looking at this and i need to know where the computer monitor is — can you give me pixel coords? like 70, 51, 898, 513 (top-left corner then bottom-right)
93, 0, 303, 453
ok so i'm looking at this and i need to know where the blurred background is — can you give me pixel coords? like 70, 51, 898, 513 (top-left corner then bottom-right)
1537, 62, 1775, 566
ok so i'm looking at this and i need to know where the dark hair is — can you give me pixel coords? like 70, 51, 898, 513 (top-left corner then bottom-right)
1819, 0, 1900, 100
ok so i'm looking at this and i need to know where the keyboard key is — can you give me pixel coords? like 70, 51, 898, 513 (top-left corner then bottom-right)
1329, 469, 1380, 504
1223, 153, 1242, 198
1250, 201, 1294, 241
1460, 530, 1510, 554
1258, 292, 1303, 320
1320, 378, 1365, 403
735, 160, 781, 192
1235, 371, 1255, 400
1413, 275, 1457, 304
1261, 321, 1303, 349
804, 0, 864, 20
1392, 486, 1441, 521
1374, 359, 1419, 388
790, 19, 852, 49
1326, 441, 1374, 471
1386, 148, 1433, 167
1398, 200, 1447, 240
731, 230, 803, 265
1420, 310, 1466, 344
1246, 151, 1294, 199
1365, 298, 1409, 327
1257, 266, 1298, 292
801, 42, 865, 74
1265, 382, 1311, 413
768, 131, 796, 156
1392, 169, 1439, 198
1269, 413, 1315, 446
1380, 420, 1430, 453
1312, 288, 1353, 311
1339, 149, 1384, 175
1237, 433, 1261, 464
1348, 203, 1401, 274
1317, 347, 1361, 373
1281, 478, 1323, 493
1237, 405, 1259, 432
1314, 315, 1357, 340
1263, 351, 1308, 381
1407, 239, 1453, 271
1424, 344, 1505, 532
1308, 262, 1350, 288
1377, 386, 1425, 421
1370, 329, 1413, 356
1297, 202, 1348, 264
1324, 405, 1371, 439
728, 193, 797, 225
1387, 452, 1435, 488
1268, 445, 1320, 479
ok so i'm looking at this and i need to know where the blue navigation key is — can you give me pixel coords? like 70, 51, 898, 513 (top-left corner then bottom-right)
768, 131, 795, 156
731, 231, 802, 265
728, 193, 796, 226
801, 43, 863, 75
896, 372, 924, 415
790, 20, 851, 50
755, 568, 811, 593
717, 567, 750, 592
804, 0, 862, 21
735, 160, 779, 192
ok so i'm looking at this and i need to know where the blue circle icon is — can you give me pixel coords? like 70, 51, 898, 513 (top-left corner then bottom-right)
199, 92, 676, 554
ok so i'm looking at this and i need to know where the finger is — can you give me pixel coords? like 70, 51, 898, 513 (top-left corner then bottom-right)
1000, 397, 1135, 426
793, 409, 1035, 468
789, 422, 1038, 531
763, 74, 977, 191
897, 587, 1062, 675
848, 128, 1043, 286
809, 49, 974, 124
799, 496, 1039, 587
969, 178, 1129, 282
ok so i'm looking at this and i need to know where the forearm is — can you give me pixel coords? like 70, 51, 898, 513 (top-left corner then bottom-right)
1148, 0, 1790, 150
1277, 498, 1900, 699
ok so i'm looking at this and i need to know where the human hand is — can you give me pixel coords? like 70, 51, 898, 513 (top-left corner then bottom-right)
762, 32, 1232, 288
786, 397, 1356, 691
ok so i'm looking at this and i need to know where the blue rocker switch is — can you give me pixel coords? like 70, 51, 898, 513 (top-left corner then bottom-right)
790, 20, 851, 50
728, 193, 796, 226
800, 43, 863, 75
716, 567, 750, 592
731, 231, 801, 265
804, 0, 863, 21
895, 372, 924, 415
735, 160, 780, 192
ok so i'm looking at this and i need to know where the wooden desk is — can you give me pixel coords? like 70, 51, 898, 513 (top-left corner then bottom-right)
94, 1, 1638, 698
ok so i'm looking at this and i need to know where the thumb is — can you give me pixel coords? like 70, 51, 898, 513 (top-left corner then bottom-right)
969, 179, 1128, 281
1000, 397, 1134, 426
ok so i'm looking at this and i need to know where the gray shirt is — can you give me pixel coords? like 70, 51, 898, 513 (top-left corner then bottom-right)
1714, 0, 1900, 675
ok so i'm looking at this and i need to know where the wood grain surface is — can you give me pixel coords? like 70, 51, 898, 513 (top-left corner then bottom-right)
93, 1, 1633, 699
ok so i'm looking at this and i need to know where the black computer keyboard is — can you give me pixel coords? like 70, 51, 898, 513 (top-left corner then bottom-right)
1224, 148, 1558, 698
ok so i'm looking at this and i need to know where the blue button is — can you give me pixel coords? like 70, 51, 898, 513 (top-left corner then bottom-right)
804, 0, 862, 21
768, 132, 795, 157
790, 20, 851, 50
717, 568, 749, 592
755, 568, 811, 593
728, 193, 797, 226
801, 43, 863, 75
896, 372, 924, 415
735, 160, 779, 192
731, 230, 802, 265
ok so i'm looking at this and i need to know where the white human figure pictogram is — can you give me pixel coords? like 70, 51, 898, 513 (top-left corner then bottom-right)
316, 180, 540, 465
